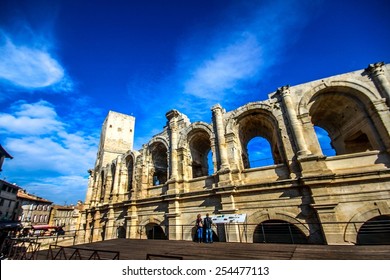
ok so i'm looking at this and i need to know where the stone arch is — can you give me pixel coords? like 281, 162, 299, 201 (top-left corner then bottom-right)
226, 102, 286, 168
148, 136, 169, 150
248, 210, 310, 237
188, 127, 213, 178
147, 137, 169, 185
139, 216, 165, 227
178, 122, 214, 148
123, 152, 137, 193
298, 79, 380, 116
344, 203, 390, 244
300, 82, 388, 155
178, 122, 215, 179
226, 102, 275, 135
139, 216, 166, 240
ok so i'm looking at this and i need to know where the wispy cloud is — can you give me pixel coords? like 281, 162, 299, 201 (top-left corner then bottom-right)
0, 100, 63, 135
0, 100, 98, 203
183, 33, 263, 101
178, 0, 317, 110
22, 175, 88, 205
0, 31, 73, 91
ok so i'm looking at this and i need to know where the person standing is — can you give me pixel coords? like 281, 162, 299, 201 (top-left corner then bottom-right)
203, 213, 213, 243
195, 214, 203, 243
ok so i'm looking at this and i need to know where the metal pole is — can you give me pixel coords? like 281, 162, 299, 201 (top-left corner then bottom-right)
261, 224, 266, 243
288, 223, 294, 244
238, 223, 241, 242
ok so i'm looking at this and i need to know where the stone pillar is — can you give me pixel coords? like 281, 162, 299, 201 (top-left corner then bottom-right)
104, 169, 112, 203
83, 212, 92, 243
366, 62, 390, 105
125, 202, 139, 239
211, 104, 230, 170
76, 211, 87, 244
277, 85, 310, 156
117, 163, 128, 201
167, 199, 182, 240
112, 157, 122, 202
84, 170, 95, 207
140, 145, 149, 198
311, 203, 345, 245
106, 207, 116, 239
166, 110, 180, 181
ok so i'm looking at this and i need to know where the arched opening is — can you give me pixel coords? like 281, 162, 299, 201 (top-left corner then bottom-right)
189, 130, 212, 178
101, 224, 106, 241
145, 223, 167, 240
356, 215, 390, 245
126, 156, 134, 192
253, 220, 308, 244
110, 163, 116, 194
207, 150, 214, 175
314, 126, 336, 156
309, 90, 380, 156
150, 142, 168, 185
237, 110, 284, 169
117, 226, 126, 239
246, 136, 274, 168
99, 171, 105, 202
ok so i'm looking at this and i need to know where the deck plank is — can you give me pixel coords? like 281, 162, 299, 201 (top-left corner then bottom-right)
37, 239, 390, 260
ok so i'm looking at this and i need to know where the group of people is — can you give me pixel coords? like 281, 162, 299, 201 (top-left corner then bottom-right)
195, 213, 214, 243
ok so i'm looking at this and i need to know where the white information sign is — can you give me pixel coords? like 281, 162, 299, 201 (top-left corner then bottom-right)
210, 213, 247, 224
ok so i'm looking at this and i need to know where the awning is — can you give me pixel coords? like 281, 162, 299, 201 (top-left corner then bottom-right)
32, 224, 59, 230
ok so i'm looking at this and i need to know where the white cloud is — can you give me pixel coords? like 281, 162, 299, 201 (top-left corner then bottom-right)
0, 32, 72, 91
0, 100, 99, 204
184, 33, 263, 100
0, 100, 63, 135
23, 175, 88, 205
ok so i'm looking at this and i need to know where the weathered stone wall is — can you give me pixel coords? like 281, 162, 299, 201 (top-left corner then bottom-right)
78, 62, 390, 245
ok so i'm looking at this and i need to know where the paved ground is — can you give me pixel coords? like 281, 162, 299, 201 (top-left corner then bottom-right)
36, 239, 390, 260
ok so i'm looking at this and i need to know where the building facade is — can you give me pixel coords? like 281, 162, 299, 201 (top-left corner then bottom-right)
17, 189, 52, 228
49, 201, 84, 233
0, 180, 21, 223
79, 62, 390, 245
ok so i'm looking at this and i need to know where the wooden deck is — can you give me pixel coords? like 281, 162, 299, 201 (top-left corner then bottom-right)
36, 239, 390, 260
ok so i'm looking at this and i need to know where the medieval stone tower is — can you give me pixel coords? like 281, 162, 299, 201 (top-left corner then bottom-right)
79, 62, 390, 245
94, 111, 135, 169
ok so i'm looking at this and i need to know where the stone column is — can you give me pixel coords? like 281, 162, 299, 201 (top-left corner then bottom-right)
311, 203, 345, 244
76, 211, 87, 244
84, 170, 95, 207
167, 199, 182, 240
366, 62, 390, 105
106, 206, 116, 239
277, 85, 310, 156
140, 145, 149, 198
82, 213, 92, 243
211, 104, 230, 170
112, 157, 121, 202
166, 110, 180, 181
104, 169, 112, 203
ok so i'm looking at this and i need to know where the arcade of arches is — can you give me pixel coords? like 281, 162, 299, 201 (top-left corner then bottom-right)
79, 62, 390, 245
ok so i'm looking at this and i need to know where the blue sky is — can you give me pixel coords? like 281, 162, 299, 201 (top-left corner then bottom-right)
0, 0, 389, 205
